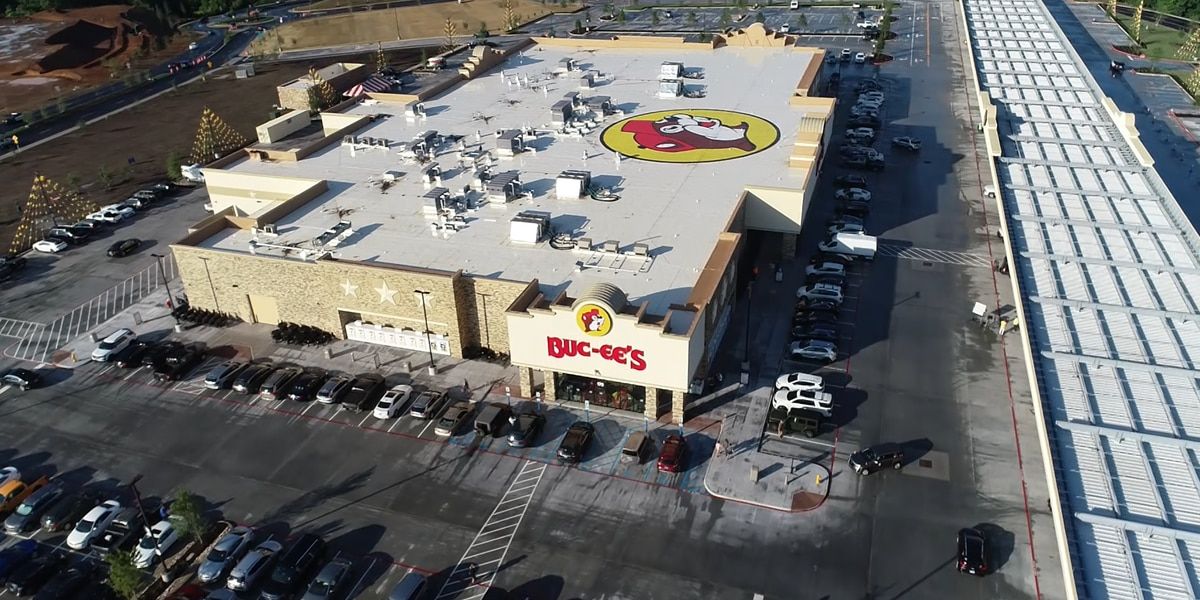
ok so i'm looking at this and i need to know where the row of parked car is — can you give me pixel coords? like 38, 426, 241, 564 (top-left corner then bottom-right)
29, 183, 174, 256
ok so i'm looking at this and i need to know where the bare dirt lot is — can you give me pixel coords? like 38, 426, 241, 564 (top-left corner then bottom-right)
0, 62, 308, 245
250, 0, 551, 52
0, 5, 198, 114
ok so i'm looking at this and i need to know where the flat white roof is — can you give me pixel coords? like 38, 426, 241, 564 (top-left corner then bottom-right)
965, 0, 1200, 598
203, 44, 820, 312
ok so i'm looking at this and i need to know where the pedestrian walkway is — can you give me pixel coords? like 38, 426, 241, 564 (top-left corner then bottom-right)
703, 387, 830, 512
876, 243, 993, 268
434, 460, 546, 600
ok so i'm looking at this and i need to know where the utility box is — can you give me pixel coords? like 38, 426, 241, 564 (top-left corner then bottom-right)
556, 170, 590, 200
486, 171, 522, 203
496, 130, 524, 157
657, 79, 683, 99
585, 96, 612, 115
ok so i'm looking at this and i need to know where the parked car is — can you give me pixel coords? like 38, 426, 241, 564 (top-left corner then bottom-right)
834, 187, 871, 203
775, 372, 824, 393
848, 443, 905, 474
284, 369, 327, 402
833, 174, 868, 188
134, 518, 181, 568
792, 322, 839, 343
233, 363, 276, 394
90, 506, 143, 555
557, 421, 595, 463
300, 556, 353, 600
796, 283, 843, 305
153, 346, 205, 382
0, 475, 50, 515
91, 328, 135, 362
388, 572, 427, 600
788, 340, 838, 363
657, 434, 687, 473
259, 366, 302, 401
141, 341, 184, 368
956, 527, 989, 575
435, 401, 473, 436
31, 239, 67, 253
40, 490, 99, 532
843, 154, 885, 171
6, 552, 65, 595
66, 500, 121, 549
198, 526, 255, 584
772, 388, 834, 417
106, 239, 142, 258
112, 340, 153, 368
806, 261, 847, 278
827, 221, 865, 236
47, 227, 86, 244
227, 540, 283, 591
340, 373, 385, 412
507, 411, 546, 448
204, 360, 247, 390
259, 533, 326, 600
315, 373, 353, 404
892, 136, 922, 152
840, 48, 852, 61
3, 484, 62, 534
409, 390, 448, 419
373, 384, 414, 419
0, 541, 37, 583
34, 563, 92, 599
838, 199, 871, 218
2, 368, 42, 391
854, 52, 867, 63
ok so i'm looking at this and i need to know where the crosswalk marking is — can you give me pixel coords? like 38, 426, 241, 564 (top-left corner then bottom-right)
435, 460, 547, 600
876, 243, 993, 268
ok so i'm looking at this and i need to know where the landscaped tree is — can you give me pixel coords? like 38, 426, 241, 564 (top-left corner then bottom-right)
304, 67, 337, 110
442, 18, 458, 52
755, 10, 764, 23
503, 0, 519, 31
105, 551, 144, 600
171, 489, 209, 542
687, 11, 697, 25
651, 9, 659, 24
798, 12, 808, 30
166, 151, 182, 180
1179, 27, 1200, 60
574, 18, 584, 33
1106, 0, 1117, 17
190, 107, 249, 164
1132, 0, 1145, 44
7, 174, 97, 255
375, 43, 387, 72
1186, 66, 1200, 99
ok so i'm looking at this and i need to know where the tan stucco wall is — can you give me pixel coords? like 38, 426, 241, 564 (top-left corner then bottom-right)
171, 244, 529, 356
256, 110, 310, 144
202, 171, 325, 218
742, 186, 807, 234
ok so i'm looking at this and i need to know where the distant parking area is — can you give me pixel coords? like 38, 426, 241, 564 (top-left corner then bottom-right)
593, 5, 883, 36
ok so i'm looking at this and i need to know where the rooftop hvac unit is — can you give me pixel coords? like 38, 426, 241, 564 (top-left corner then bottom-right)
262, 224, 278, 235
423, 187, 450, 217
556, 57, 579, 74
486, 171, 522, 203
600, 240, 620, 253
585, 96, 612, 115
496, 130, 525, 157
556, 170, 591, 200
424, 164, 443, 183
574, 237, 592, 251
510, 211, 550, 244
550, 100, 572, 126
659, 61, 684, 80
563, 92, 580, 107
313, 220, 353, 247
657, 79, 683, 99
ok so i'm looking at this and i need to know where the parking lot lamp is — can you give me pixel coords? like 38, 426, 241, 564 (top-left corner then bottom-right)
414, 289, 437, 375
151, 253, 181, 332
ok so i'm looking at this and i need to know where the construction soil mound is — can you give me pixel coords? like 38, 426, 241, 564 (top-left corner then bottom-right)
13, 5, 164, 77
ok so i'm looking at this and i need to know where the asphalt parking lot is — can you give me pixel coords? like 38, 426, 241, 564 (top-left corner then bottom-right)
592, 5, 884, 37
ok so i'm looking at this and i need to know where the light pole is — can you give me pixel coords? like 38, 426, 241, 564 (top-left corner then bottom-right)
414, 290, 437, 375
151, 253, 181, 332
197, 256, 219, 312
126, 475, 162, 570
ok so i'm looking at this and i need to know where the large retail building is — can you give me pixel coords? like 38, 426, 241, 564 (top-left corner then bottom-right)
170, 25, 835, 423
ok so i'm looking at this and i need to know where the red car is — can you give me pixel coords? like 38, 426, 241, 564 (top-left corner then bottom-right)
657, 434, 687, 473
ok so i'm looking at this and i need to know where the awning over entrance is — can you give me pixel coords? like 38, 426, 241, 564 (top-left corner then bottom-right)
343, 76, 392, 97
345, 320, 450, 355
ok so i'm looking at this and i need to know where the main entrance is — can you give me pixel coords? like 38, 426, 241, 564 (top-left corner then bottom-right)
555, 373, 645, 413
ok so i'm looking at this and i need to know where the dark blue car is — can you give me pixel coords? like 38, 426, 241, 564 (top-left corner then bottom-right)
0, 540, 38, 582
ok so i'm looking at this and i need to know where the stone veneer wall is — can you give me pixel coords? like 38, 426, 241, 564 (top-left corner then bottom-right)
171, 244, 530, 356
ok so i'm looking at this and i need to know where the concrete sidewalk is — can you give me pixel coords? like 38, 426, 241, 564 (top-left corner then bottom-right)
703, 386, 831, 512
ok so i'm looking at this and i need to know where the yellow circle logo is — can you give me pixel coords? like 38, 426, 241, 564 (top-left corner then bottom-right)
576, 303, 613, 337
601, 109, 779, 163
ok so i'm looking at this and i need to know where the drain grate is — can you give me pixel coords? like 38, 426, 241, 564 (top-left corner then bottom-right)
919, 459, 933, 468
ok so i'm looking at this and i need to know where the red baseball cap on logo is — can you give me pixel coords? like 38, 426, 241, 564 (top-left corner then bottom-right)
621, 119, 692, 152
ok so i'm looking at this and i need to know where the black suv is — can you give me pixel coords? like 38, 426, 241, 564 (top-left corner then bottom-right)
284, 369, 327, 402
259, 533, 326, 600
340, 373, 385, 412
233, 363, 276, 394
113, 340, 153, 369
848, 443, 904, 474
956, 527, 989, 576
153, 346, 205, 381
557, 421, 595, 463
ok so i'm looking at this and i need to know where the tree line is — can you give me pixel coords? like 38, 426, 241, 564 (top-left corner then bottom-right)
2, 0, 253, 24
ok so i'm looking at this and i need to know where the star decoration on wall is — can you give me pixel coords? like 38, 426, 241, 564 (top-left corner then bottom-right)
375, 281, 398, 304
341, 279, 358, 297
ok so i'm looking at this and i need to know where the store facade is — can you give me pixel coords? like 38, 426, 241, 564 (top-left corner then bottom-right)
506, 283, 706, 423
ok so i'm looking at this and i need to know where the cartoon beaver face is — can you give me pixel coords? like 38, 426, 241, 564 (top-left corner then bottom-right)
580, 309, 606, 332
620, 113, 757, 153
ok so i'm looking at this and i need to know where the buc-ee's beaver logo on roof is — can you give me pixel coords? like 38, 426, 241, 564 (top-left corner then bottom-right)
601, 109, 780, 164
576, 303, 613, 337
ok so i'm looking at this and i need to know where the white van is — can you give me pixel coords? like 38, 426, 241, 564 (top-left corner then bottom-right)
772, 388, 833, 416
819, 232, 877, 260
